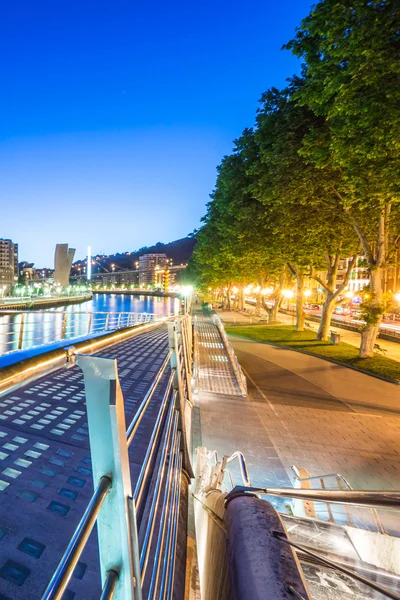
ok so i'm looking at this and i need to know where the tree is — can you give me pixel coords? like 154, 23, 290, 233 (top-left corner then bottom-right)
286, 0, 400, 356
191, 132, 288, 315
254, 82, 358, 334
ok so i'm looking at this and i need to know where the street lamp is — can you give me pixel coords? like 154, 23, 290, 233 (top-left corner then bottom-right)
181, 285, 193, 314
282, 289, 294, 314
262, 287, 274, 295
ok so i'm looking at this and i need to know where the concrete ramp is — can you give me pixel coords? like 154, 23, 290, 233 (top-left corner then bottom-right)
195, 315, 246, 396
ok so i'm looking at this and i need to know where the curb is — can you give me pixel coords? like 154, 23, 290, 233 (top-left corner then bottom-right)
225, 332, 400, 386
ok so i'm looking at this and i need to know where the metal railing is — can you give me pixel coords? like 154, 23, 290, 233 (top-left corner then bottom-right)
225, 485, 400, 599
196, 444, 400, 600
41, 315, 194, 600
0, 310, 170, 355
275, 533, 400, 600
291, 465, 387, 534
0, 293, 92, 307
207, 450, 252, 492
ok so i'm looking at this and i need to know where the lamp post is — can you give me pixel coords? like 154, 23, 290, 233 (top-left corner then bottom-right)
181, 286, 193, 314
282, 289, 295, 325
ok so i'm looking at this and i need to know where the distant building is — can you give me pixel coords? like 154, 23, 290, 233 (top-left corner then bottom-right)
19, 262, 42, 283
0, 238, 18, 293
54, 244, 75, 287
139, 253, 169, 287
90, 270, 139, 287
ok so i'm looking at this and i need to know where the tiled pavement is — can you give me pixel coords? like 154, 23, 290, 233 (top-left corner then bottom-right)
231, 336, 400, 492
195, 325, 400, 529
0, 325, 170, 600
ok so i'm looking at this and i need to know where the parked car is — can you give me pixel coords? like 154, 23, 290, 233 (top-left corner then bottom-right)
310, 304, 321, 310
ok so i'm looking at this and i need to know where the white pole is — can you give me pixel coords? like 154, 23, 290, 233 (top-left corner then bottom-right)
87, 246, 92, 281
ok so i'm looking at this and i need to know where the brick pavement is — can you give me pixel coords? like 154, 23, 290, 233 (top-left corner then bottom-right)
0, 325, 170, 600
230, 337, 400, 492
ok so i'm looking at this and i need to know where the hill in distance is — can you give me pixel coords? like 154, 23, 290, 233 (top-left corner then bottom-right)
71, 235, 197, 274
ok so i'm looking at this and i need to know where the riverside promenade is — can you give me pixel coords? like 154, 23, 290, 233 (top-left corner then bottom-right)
0, 293, 92, 311
211, 310, 400, 495
193, 313, 291, 491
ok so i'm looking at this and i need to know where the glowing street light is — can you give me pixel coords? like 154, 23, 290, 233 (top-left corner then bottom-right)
395, 293, 400, 303
282, 289, 294, 299
304, 289, 312, 298
262, 287, 274, 295
181, 285, 193, 314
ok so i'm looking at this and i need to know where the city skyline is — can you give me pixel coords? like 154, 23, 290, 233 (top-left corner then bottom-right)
0, 0, 314, 265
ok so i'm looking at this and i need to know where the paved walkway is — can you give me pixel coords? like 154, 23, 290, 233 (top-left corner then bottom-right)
193, 319, 400, 596
0, 325, 170, 600
229, 336, 400, 491
194, 318, 400, 529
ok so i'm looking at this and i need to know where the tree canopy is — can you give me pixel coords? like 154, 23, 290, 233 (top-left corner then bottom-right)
191, 0, 400, 356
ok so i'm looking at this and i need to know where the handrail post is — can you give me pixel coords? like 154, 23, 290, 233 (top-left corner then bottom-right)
18, 312, 25, 350
167, 321, 194, 478
87, 313, 93, 335
77, 355, 142, 600
176, 317, 194, 408
61, 312, 68, 339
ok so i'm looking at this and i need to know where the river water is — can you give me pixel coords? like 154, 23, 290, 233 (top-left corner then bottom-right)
0, 294, 181, 356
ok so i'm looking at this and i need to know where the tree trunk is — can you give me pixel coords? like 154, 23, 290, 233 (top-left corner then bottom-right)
317, 294, 335, 341
270, 296, 283, 323
238, 286, 244, 311
256, 290, 262, 314
359, 268, 383, 358
262, 294, 283, 323
296, 273, 305, 331
226, 288, 231, 311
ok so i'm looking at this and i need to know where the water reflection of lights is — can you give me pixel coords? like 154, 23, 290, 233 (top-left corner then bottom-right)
0, 294, 179, 356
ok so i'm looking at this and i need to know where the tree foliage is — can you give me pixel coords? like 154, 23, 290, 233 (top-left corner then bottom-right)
191, 0, 399, 353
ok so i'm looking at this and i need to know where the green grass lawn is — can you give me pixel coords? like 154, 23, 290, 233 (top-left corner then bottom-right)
225, 324, 400, 382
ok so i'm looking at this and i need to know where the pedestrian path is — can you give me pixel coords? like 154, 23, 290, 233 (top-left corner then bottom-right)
0, 325, 170, 600
229, 335, 400, 490
193, 314, 291, 495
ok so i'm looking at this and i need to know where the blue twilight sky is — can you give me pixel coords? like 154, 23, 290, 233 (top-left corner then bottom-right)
0, 0, 314, 266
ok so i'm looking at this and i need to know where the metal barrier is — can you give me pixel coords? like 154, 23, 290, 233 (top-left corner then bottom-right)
291, 465, 387, 535
0, 293, 92, 308
41, 315, 194, 600
206, 449, 252, 492
0, 310, 170, 355
196, 446, 400, 600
